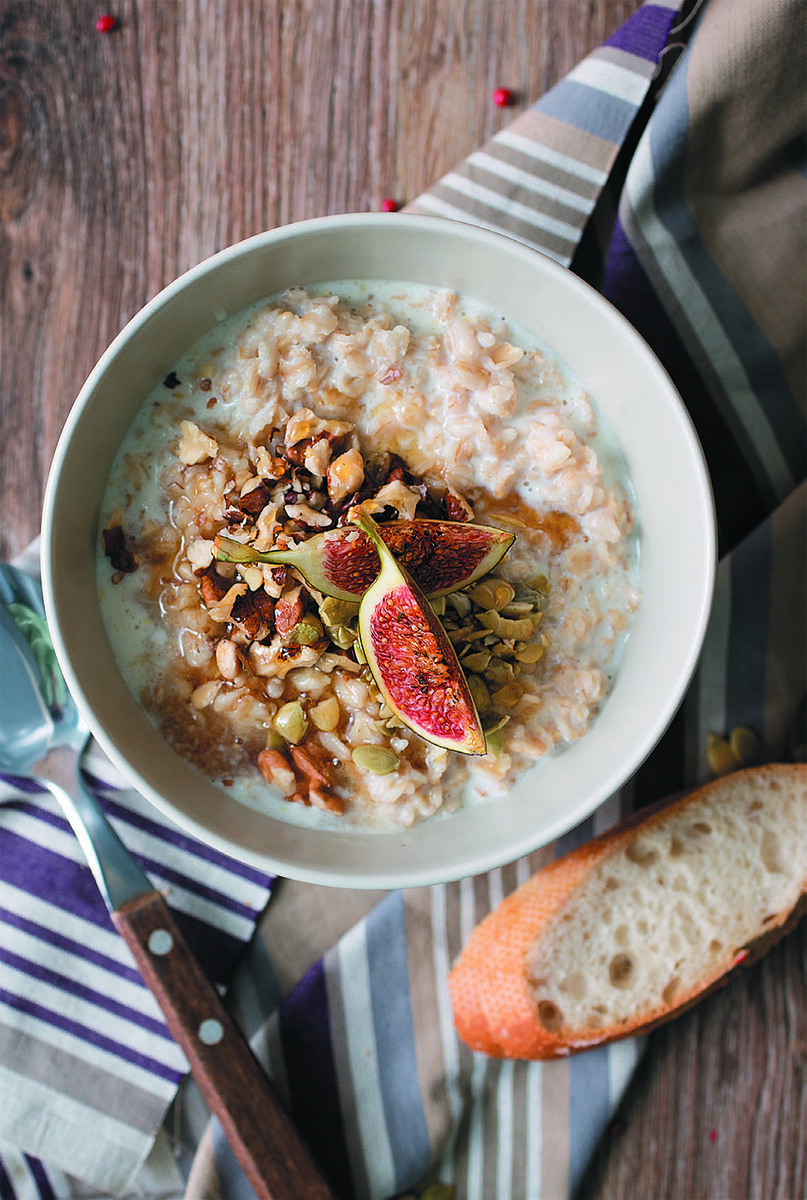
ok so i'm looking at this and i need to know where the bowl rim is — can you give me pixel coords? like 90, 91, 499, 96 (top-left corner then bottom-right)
42, 212, 717, 888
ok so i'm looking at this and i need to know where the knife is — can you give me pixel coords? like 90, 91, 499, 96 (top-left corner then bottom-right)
58, 767, 335, 1200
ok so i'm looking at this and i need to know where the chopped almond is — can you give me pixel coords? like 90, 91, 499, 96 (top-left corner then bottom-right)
274, 586, 306, 636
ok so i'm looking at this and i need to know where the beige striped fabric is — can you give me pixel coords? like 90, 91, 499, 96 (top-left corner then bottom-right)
405, 0, 681, 266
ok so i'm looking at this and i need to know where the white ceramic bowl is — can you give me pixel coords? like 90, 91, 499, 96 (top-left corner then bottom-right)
42, 214, 715, 888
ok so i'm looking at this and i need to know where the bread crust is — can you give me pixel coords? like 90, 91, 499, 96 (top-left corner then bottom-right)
449, 764, 807, 1060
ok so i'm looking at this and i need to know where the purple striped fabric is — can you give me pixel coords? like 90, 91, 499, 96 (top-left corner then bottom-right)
0, 906, 141, 982
606, 2, 677, 58
0, 736, 275, 1191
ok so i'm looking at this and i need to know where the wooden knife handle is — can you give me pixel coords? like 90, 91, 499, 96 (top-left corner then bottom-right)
112, 889, 335, 1200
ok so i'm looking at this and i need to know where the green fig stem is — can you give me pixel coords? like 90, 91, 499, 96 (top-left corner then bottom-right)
348, 506, 388, 563
213, 533, 291, 566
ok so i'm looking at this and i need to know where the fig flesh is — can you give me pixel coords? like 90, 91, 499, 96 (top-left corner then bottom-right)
214, 518, 514, 602
351, 507, 486, 756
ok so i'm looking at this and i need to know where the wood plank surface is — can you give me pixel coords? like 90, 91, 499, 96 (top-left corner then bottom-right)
1, 3, 804, 1198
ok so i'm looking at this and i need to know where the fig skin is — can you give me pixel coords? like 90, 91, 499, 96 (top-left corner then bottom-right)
213, 519, 514, 602
352, 506, 486, 756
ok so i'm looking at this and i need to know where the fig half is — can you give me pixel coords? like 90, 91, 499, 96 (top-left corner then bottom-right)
214, 518, 514, 602
351, 506, 486, 756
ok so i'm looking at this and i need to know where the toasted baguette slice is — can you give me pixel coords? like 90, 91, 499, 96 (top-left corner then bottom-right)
449, 764, 807, 1059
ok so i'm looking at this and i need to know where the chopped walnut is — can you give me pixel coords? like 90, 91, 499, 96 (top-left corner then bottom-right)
177, 420, 218, 465
250, 638, 324, 679
198, 564, 231, 607
253, 445, 289, 481
284, 501, 333, 528
205, 579, 247, 621
226, 482, 271, 519
230, 587, 275, 640
186, 537, 215, 570
257, 743, 343, 812
290, 743, 333, 789
307, 787, 346, 815
303, 437, 332, 478
284, 407, 352, 448
363, 478, 421, 521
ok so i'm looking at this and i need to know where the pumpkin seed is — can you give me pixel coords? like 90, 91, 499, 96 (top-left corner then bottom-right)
509, 582, 535, 604
265, 727, 286, 750
486, 726, 506, 756
290, 617, 323, 645
729, 725, 762, 766
485, 659, 515, 684
274, 700, 308, 744
515, 640, 544, 664
467, 674, 492, 715
491, 679, 524, 707
351, 744, 400, 774
328, 623, 357, 650
478, 610, 535, 639
491, 640, 515, 658
707, 732, 735, 776
448, 625, 480, 645
467, 579, 515, 611
320, 596, 360, 627
429, 595, 446, 617
499, 600, 535, 617
463, 649, 492, 673
447, 591, 472, 618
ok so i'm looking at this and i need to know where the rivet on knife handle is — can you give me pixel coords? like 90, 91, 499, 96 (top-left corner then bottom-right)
112, 890, 335, 1200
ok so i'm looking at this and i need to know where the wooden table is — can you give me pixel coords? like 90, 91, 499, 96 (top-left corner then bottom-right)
1, 3, 803, 1197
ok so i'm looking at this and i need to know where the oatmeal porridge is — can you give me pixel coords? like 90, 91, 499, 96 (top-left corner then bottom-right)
98, 282, 640, 829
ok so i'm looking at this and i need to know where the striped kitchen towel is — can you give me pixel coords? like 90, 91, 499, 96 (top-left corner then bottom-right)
0, 548, 275, 1192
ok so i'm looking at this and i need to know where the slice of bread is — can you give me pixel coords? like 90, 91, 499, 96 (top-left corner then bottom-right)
449, 764, 807, 1059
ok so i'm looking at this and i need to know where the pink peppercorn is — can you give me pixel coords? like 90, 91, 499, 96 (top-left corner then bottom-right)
493, 86, 514, 107
709, 1129, 718, 1143
95, 14, 117, 32
380, 198, 398, 213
